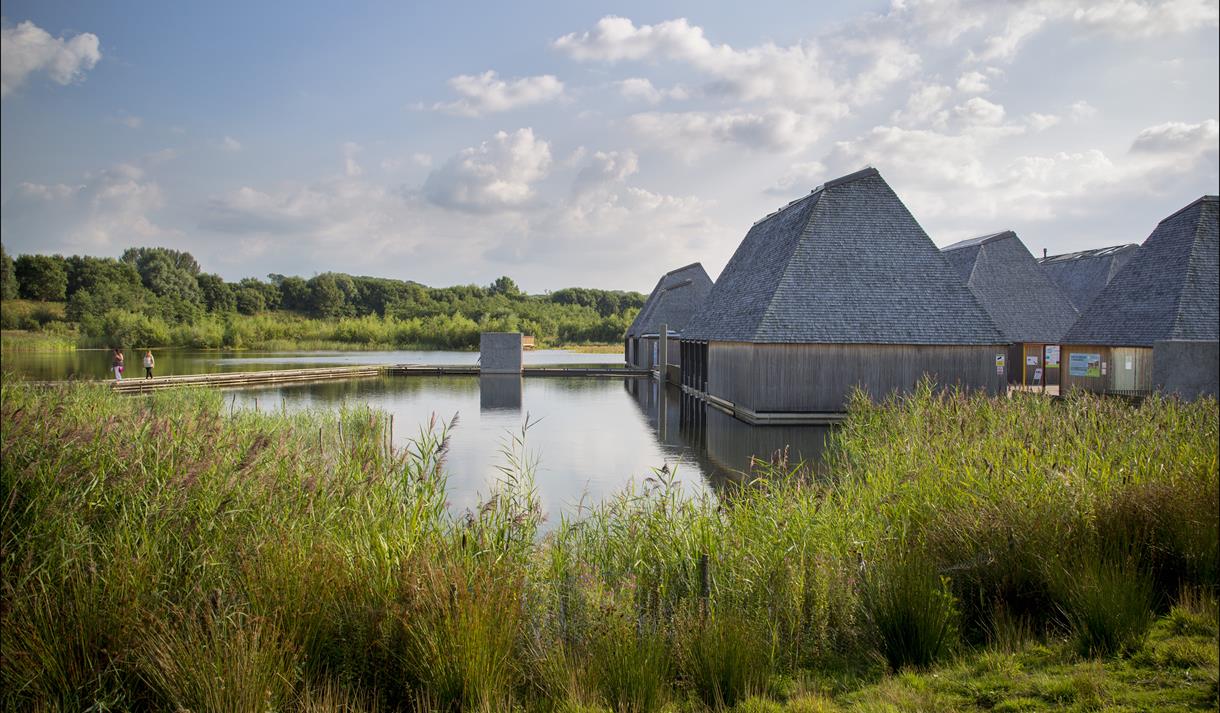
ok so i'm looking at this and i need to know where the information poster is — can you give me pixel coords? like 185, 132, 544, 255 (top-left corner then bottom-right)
1069, 352, 1101, 377
995, 354, 1005, 375
1045, 345, 1060, 367
1033, 368, 1043, 384
1026, 355, 1039, 366
1125, 356, 1133, 370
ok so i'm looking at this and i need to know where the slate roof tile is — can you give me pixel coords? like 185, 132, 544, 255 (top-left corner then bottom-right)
941, 230, 1079, 343
1062, 196, 1219, 346
684, 168, 1005, 345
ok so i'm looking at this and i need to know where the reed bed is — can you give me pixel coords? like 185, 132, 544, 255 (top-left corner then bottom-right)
1, 377, 1216, 711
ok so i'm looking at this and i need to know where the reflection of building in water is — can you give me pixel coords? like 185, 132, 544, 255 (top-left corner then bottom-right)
624, 378, 834, 493
479, 375, 522, 411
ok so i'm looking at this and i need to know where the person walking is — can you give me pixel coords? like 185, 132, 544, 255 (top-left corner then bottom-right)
112, 348, 125, 381
143, 349, 155, 379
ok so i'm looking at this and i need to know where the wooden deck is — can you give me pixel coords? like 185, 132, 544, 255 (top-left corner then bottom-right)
97, 364, 647, 393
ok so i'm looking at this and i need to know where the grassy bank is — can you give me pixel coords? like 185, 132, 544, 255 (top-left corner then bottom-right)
1, 379, 1216, 711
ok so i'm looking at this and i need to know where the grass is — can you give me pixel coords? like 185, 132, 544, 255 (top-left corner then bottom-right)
0, 328, 78, 351
0, 376, 1216, 711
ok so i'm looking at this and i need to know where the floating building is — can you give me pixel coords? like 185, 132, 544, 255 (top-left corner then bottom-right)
942, 231, 1079, 387
624, 263, 713, 373
1038, 244, 1139, 311
1060, 195, 1218, 399
680, 167, 1008, 424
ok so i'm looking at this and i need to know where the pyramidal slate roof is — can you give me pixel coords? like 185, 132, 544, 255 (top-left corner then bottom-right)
683, 168, 1005, 344
625, 263, 713, 337
941, 230, 1079, 343
1062, 195, 1218, 347
1037, 243, 1139, 311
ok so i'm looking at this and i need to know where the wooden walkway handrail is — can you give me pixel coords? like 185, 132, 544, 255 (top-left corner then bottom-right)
42, 362, 651, 393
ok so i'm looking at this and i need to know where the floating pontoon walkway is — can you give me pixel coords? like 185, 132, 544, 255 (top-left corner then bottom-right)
100, 364, 648, 393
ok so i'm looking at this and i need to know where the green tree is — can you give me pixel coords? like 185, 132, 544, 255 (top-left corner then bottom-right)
234, 286, 266, 315
14, 254, 68, 301
0, 244, 17, 300
308, 273, 353, 318
489, 275, 521, 297
197, 273, 236, 312
275, 275, 310, 312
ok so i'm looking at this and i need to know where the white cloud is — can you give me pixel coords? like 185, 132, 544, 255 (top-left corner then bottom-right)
554, 16, 844, 111
433, 71, 564, 116
955, 97, 1006, 125
765, 161, 828, 196
1069, 100, 1098, 122
2, 163, 172, 250
1130, 119, 1220, 154
972, 10, 1047, 62
956, 70, 990, 93
890, 84, 952, 127
197, 137, 718, 288
343, 142, 363, 177
1, 20, 101, 97
422, 128, 552, 212
572, 150, 638, 196
838, 36, 922, 104
615, 77, 690, 103
627, 108, 826, 156
823, 116, 1217, 234
1026, 113, 1061, 131
1072, 0, 1219, 36
118, 113, 143, 129
220, 136, 243, 152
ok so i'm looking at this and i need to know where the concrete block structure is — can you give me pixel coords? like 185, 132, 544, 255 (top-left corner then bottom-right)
1153, 340, 1219, 400
480, 332, 523, 374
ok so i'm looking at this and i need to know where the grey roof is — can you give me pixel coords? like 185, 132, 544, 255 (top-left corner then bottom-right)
625, 263, 713, 337
941, 230, 1079, 343
684, 167, 1005, 344
1037, 244, 1139, 311
1062, 196, 1218, 347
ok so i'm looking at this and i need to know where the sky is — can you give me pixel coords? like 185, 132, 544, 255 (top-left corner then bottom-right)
1, 1, 1217, 293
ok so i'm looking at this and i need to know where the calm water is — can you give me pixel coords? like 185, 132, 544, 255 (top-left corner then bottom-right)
1, 347, 622, 382
226, 375, 832, 525
3, 347, 833, 524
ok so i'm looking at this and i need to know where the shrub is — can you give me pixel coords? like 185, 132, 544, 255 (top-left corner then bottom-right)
680, 612, 775, 709
1048, 543, 1154, 657
858, 549, 959, 670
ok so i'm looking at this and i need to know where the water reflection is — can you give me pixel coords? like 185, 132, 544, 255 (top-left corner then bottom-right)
622, 379, 834, 492
479, 375, 522, 411
2, 347, 623, 382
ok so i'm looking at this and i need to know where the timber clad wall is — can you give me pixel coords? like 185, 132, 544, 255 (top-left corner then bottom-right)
1059, 345, 1154, 395
708, 342, 1007, 413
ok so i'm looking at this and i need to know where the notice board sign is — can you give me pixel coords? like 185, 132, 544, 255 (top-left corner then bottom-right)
1069, 352, 1101, 377
1026, 355, 1039, 366
1034, 367, 1043, 384
995, 354, 1005, 375
1045, 345, 1060, 367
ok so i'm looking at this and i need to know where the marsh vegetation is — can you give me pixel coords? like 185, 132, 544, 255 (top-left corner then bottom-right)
1, 378, 1216, 711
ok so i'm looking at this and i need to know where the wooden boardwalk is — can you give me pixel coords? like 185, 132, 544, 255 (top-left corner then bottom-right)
100, 364, 647, 393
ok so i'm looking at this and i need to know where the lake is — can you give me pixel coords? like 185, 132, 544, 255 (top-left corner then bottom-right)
1, 346, 623, 382
3, 348, 833, 524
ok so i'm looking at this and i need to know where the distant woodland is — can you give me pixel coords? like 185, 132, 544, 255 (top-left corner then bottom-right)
0, 244, 644, 349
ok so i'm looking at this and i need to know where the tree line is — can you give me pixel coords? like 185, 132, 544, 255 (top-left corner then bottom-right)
0, 244, 643, 348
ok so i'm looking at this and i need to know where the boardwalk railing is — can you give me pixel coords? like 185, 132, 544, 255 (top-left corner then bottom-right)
93, 363, 647, 393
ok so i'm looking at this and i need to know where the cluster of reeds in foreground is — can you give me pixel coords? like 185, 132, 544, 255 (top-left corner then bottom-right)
1, 377, 1216, 711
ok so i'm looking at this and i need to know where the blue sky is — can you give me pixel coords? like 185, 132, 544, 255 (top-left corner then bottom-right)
2, 1, 1217, 292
